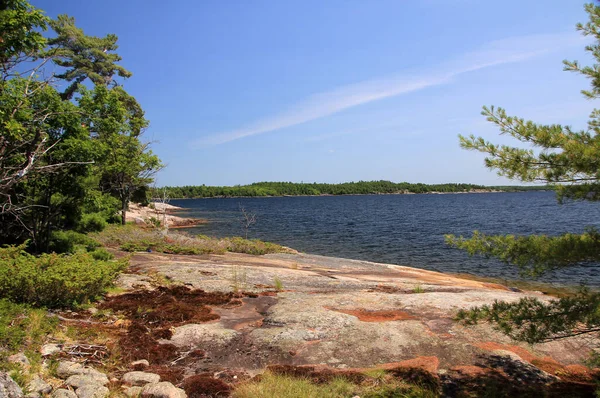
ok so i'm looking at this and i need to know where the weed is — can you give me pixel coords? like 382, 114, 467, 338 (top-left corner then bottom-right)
413, 285, 425, 294
230, 265, 247, 294
273, 277, 284, 291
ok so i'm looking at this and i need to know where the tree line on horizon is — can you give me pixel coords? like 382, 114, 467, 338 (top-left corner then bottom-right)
153, 181, 548, 198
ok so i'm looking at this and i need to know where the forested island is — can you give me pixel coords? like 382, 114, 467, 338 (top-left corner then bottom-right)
154, 181, 550, 198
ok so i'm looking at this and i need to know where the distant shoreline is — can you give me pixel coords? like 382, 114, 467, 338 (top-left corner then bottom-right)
163, 189, 551, 200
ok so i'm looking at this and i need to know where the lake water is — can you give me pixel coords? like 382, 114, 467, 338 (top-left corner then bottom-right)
169, 191, 599, 286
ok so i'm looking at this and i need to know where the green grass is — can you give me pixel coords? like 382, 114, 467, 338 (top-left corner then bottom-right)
0, 299, 59, 382
273, 277, 284, 291
232, 371, 439, 398
93, 224, 293, 256
412, 285, 425, 294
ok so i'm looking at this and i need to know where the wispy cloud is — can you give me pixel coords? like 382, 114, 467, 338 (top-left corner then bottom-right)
193, 32, 583, 148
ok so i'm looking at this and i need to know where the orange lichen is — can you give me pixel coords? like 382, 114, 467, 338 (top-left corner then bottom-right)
327, 307, 415, 322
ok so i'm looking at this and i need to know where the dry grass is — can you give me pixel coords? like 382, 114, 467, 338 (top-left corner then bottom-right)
92, 225, 294, 256
232, 371, 439, 398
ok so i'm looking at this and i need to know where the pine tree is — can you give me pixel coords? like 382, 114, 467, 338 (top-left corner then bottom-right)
446, 3, 600, 345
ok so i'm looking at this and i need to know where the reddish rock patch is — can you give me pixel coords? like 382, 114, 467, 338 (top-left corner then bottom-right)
477, 342, 597, 384
377, 356, 440, 374
327, 307, 415, 322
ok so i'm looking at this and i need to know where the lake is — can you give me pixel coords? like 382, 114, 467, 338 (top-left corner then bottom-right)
169, 191, 599, 286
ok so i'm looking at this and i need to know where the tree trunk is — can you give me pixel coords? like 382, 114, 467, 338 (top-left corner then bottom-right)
121, 196, 127, 225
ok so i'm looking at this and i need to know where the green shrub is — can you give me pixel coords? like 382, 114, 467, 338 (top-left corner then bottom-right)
49, 230, 100, 254
224, 237, 285, 255
0, 246, 127, 308
77, 213, 108, 233
90, 248, 114, 261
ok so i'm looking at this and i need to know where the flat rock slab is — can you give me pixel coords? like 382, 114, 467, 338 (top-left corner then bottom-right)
126, 251, 593, 377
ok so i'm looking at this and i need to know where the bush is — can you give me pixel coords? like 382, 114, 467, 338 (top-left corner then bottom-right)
49, 230, 99, 254
77, 213, 108, 233
0, 245, 127, 308
224, 237, 285, 255
90, 248, 114, 261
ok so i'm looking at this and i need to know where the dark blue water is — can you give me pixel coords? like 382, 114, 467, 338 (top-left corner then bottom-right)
170, 192, 599, 286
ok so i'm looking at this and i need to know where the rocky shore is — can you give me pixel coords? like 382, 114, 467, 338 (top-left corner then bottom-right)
2, 251, 598, 397
125, 203, 206, 229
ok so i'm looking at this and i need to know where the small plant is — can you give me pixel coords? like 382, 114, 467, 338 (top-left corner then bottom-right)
230, 265, 247, 294
273, 277, 284, 291
413, 285, 425, 294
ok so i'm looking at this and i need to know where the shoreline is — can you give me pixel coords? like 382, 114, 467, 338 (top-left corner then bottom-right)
127, 202, 208, 228
150, 201, 587, 291
164, 189, 552, 200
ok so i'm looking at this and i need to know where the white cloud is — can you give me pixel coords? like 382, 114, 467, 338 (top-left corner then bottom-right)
192, 32, 583, 148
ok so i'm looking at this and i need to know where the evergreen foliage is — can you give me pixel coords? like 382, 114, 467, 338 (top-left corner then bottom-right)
0, 0, 161, 251
447, 3, 600, 344
0, 245, 126, 308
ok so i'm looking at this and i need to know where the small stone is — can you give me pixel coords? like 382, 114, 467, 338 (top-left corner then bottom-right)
27, 375, 52, 394
130, 360, 150, 369
125, 387, 142, 397
140, 382, 186, 398
75, 385, 109, 398
7, 353, 29, 368
122, 372, 160, 386
0, 372, 23, 398
56, 362, 85, 378
51, 389, 77, 398
65, 374, 109, 389
41, 344, 62, 356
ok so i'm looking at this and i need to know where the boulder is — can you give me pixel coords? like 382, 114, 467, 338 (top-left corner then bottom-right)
122, 372, 160, 386
27, 376, 51, 395
41, 344, 62, 357
130, 360, 150, 369
65, 374, 109, 389
56, 362, 84, 379
140, 382, 186, 398
0, 372, 23, 398
7, 354, 29, 368
75, 385, 109, 398
51, 390, 77, 398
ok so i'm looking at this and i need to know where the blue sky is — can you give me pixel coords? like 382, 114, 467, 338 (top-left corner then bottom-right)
34, 0, 594, 186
